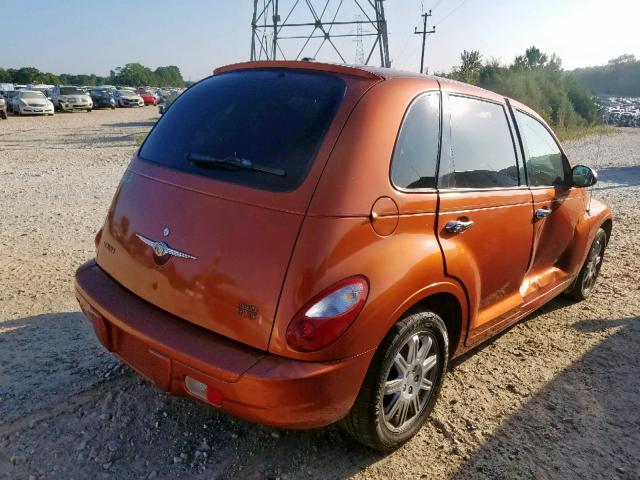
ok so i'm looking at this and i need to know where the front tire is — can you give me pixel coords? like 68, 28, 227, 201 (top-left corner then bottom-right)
566, 228, 607, 301
339, 309, 448, 452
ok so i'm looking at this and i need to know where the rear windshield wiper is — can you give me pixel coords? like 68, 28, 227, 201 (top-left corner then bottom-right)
186, 153, 287, 177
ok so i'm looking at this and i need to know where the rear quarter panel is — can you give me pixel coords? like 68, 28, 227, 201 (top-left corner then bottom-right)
269, 77, 469, 361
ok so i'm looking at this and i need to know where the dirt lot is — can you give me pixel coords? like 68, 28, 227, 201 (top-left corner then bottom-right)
0, 109, 638, 480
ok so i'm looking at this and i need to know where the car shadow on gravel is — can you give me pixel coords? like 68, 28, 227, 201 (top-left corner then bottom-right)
102, 121, 157, 128
450, 315, 640, 480
4, 307, 638, 480
594, 165, 640, 191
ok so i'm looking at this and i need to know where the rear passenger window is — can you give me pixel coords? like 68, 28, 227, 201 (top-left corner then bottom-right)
439, 95, 519, 189
391, 93, 440, 190
515, 111, 568, 187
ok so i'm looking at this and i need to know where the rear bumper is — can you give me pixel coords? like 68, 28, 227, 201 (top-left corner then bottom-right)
74, 260, 373, 428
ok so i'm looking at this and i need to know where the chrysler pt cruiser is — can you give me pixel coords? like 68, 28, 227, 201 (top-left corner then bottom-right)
75, 61, 612, 451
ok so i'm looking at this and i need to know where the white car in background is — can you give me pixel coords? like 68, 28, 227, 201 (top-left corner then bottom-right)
52, 85, 93, 112
113, 89, 144, 107
13, 90, 54, 116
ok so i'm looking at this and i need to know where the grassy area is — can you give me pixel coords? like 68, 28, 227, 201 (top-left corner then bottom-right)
132, 133, 147, 145
555, 124, 616, 142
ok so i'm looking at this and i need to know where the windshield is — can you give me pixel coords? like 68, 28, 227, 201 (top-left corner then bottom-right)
60, 87, 84, 95
139, 69, 345, 192
91, 90, 110, 97
21, 91, 45, 99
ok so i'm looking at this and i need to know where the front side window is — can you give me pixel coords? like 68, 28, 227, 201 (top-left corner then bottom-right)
515, 111, 568, 187
439, 95, 519, 189
390, 93, 440, 189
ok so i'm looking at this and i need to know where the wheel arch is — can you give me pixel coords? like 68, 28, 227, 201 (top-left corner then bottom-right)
387, 282, 469, 359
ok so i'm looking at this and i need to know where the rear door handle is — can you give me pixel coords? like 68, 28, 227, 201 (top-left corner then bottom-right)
535, 207, 552, 219
445, 220, 474, 234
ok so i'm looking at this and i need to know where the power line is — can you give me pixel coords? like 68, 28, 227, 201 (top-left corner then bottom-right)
436, 0, 469, 25
414, 9, 436, 73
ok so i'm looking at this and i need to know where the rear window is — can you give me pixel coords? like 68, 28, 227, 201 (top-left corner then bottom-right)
139, 69, 346, 192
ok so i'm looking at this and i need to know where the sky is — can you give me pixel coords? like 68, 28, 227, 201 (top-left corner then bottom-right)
2, 0, 639, 81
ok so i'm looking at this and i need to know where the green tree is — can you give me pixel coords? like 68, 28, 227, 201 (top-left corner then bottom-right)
12, 67, 42, 84
513, 46, 548, 70
112, 63, 155, 86
0, 68, 11, 83
443, 46, 602, 130
153, 66, 185, 87
572, 54, 640, 96
451, 50, 482, 84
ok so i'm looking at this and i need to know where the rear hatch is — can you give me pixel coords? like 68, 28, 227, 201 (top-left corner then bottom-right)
96, 66, 379, 350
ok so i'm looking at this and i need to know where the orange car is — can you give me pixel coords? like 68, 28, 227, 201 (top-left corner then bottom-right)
75, 61, 612, 451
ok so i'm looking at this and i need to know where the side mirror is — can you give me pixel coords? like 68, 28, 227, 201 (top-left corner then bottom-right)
572, 165, 598, 188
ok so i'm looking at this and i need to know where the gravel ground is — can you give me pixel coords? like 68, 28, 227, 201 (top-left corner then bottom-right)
0, 109, 638, 480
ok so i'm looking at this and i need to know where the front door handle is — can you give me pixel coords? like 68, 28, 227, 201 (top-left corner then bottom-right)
445, 220, 474, 234
535, 207, 552, 219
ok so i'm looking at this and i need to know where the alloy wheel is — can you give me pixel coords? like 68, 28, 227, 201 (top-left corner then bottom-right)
581, 233, 604, 295
382, 332, 439, 432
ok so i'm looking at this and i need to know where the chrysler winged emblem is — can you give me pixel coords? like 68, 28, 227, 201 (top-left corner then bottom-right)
135, 233, 197, 260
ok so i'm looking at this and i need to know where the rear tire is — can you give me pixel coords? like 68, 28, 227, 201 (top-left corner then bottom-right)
566, 228, 607, 301
339, 309, 448, 452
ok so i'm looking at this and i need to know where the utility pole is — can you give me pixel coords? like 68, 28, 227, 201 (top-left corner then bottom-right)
414, 10, 436, 74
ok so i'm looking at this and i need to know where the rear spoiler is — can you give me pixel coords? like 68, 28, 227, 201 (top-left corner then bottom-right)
213, 61, 384, 81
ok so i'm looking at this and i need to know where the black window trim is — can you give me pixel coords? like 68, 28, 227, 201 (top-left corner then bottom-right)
388, 89, 442, 194
512, 107, 572, 190
437, 92, 525, 194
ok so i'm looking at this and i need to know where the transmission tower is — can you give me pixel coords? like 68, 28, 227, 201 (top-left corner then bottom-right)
354, 16, 365, 65
250, 0, 390, 68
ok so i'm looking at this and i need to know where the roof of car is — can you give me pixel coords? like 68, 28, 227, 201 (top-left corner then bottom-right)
215, 60, 504, 99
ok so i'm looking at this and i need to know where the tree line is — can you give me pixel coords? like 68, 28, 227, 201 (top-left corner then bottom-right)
0, 63, 186, 87
572, 54, 640, 97
437, 46, 601, 129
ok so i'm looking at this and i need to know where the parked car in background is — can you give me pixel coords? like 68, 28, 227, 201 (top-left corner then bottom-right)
75, 61, 612, 452
4, 91, 20, 113
139, 90, 158, 106
52, 85, 93, 112
89, 89, 116, 109
113, 89, 144, 107
158, 89, 181, 114
0, 95, 7, 119
12, 90, 54, 116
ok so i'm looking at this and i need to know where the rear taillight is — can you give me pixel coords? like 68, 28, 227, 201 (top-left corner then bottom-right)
94, 227, 103, 252
286, 276, 369, 352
